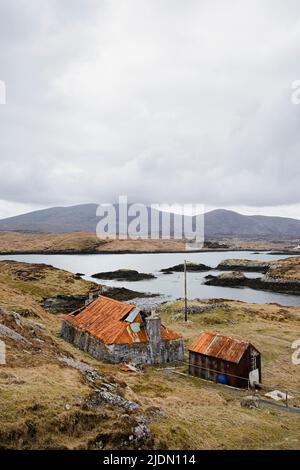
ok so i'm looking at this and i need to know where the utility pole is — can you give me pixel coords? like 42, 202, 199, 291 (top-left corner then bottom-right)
184, 260, 188, 322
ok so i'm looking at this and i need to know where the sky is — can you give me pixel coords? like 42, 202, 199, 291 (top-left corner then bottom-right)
0, 0, 300, 220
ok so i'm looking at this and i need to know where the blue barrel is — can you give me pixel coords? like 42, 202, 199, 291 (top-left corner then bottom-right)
217, 374, 228, 385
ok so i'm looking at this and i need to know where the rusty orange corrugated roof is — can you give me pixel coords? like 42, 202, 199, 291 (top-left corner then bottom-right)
161, 325, 182, 341
64, 295, 182, 345
188, 331, 251, 364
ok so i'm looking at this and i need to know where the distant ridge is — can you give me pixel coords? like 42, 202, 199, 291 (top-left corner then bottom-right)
0, 204, 299, 239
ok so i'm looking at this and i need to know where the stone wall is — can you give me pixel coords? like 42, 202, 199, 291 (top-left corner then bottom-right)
61, 320, 184, 364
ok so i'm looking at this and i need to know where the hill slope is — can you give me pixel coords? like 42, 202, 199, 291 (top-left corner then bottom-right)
204, 209, 300, 238
0, 204, 299, 239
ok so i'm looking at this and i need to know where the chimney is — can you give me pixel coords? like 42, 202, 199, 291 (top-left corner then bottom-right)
85, 292, 94, 306
146, 309, 161, 364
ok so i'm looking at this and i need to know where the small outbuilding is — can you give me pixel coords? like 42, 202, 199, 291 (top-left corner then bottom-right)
188, 331, 261, 388
61, 295, 184, 364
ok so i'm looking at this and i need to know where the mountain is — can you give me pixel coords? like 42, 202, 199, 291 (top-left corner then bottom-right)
204, 209, 300, 239
0, 204, 299, 239
0, 204, 100, 233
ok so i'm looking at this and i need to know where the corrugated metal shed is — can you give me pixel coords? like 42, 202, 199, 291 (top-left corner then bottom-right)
64, 295, 181, 345
188, 331, 250, 364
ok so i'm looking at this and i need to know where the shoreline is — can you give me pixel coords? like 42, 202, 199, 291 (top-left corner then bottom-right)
0, 248, 273, 256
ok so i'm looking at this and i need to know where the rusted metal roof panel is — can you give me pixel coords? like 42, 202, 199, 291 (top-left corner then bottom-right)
188, 331, 250, 364
64, 295, 182, 346
161, 325, 182, 341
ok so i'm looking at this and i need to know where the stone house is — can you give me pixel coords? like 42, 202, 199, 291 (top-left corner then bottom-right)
61, 295, 184, 364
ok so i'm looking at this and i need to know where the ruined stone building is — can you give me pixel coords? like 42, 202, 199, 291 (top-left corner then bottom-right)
61, 295, 184, 364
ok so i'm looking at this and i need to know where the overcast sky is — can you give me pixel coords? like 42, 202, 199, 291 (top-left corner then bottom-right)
0, 0, 300, 219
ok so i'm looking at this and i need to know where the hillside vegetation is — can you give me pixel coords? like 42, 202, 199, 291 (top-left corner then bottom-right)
0, 231, 293, 254
0, 231, 186, 253
0, 204, 300, 239
267, 256, 300, 281
0, 261, 300, 449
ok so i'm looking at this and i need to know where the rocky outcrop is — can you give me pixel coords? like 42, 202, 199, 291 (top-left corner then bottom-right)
43, 286, 159, 313
161, 262, 211, 274
0, 323, 30, 343
102, 287, 159, 301
216, 259, 270, 273
92, 269, 156, 281
204, 271, 300, 295
205, 271, 248, 287
85, 389, 140, 412
43, 294, 90, 314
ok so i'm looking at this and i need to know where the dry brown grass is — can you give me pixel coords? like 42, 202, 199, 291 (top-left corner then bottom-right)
0, 231, 187, 253
267, 256, 300, 281
0, 231, 100, 253
109, 299, 300, 449
1, 260, 300, 449
0, 260, 97, 317
0, 231, 293, 254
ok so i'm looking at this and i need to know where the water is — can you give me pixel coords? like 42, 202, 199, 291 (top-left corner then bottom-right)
0, 251, 298, 307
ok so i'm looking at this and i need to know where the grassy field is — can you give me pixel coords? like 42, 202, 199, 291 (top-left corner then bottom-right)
0, 231, 187, 253
114, 299, 300, 449
0, 260, 300, 449
0, 230, 292, 253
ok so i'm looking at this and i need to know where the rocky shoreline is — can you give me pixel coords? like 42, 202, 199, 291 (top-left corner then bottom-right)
205, 271, 300, 295
43, 286, 159, 313
216, 259, 270, 273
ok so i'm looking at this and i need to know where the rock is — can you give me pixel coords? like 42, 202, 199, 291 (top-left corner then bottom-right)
58, 356, 101, 381
95, 440, 103, 449
14, 316, 23, 329
86, 389, 140, 412
43, 294, 90, 314
25, 319, 46, 330
103, 286, 159, 301
92, 269, 156, 281
101, 382, 118, 391
217, 259, 270, 273
205, 270, 300, 295
64, 403, 71, 411
219, 271, 246, 280
240, 396, 260, 409
161, 263, 211, 274
132, 423, 151, 441
0, 323, 30, 343
205, 271, 251, 287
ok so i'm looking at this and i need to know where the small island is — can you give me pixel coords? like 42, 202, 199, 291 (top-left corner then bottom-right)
161, 262, 211, 274
204, 256, 300, 295
216, 259, 270, 273
91, 269, 156, 281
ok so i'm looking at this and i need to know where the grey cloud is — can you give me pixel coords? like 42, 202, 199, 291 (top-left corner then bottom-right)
0, 0, 300, 217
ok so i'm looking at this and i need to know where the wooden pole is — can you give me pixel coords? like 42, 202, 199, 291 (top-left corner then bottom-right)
184, 260, 188, 322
